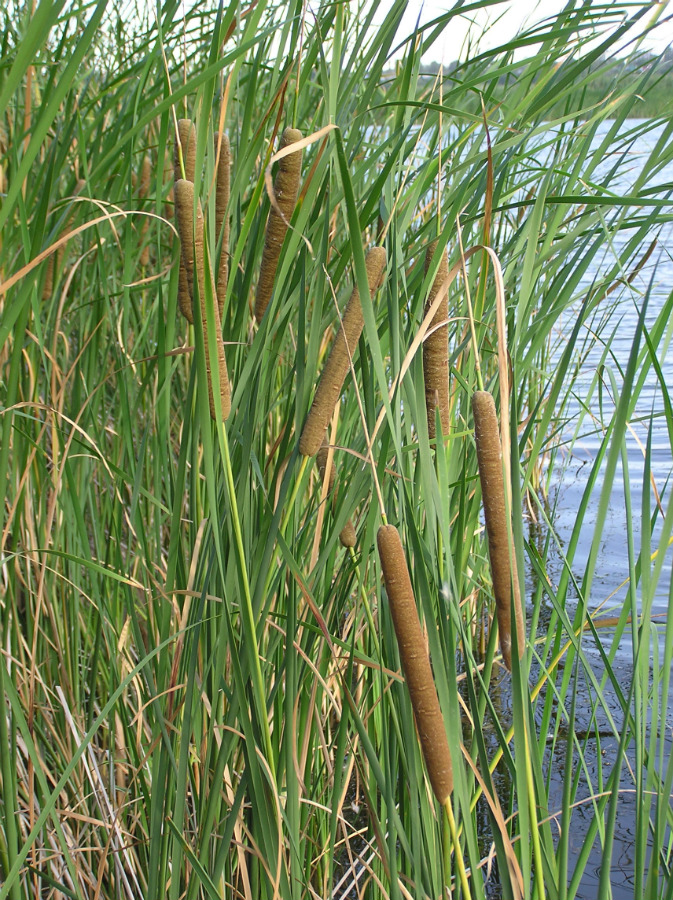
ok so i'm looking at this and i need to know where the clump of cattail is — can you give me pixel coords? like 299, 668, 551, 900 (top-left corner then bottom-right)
253, 127, 303, 321
174, 120, 197, 323
138, 153, 151, 267
214, 132, 230, 317
316, 440, 357, 548
471, 390, 525, 670
299, 246, 387, 457
377, 524, 453, 804
423, 240, 450, 440
175, 179, 231, 421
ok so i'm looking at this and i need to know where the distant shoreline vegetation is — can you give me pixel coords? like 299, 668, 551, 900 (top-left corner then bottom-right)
384, 48, 673, 119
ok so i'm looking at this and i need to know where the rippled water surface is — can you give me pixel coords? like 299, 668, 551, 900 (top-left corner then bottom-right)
548, 120, 673, 633
534, 119, 673, 899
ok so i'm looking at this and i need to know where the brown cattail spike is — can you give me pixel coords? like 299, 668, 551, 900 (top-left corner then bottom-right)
174, 119, 197, 182
175, 178, 197, 322
139, 154, 151, 266
175, 179, 231, 420
254, 127, 303, 321
472, 391, 525, 670
174, 120, 197, 322
338, 518, 357, 549
139, 154, 151, 197
316, 440, 357, 548
214, 132, 230, 318
377, 524, 453, 804
423, 240, 450, 440
299, 246, 387, 457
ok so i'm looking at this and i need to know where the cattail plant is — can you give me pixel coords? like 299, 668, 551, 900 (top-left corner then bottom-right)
253, 127, 303, 321
299, 246, 387, 457
377, 524, 453, 804
138, 153, 151, 267
175, 179, 231, 421
316, 440, 356, 548
214, 131, 230, 317
174, 119, 197, 323
423, 240, 450, 440
471, 390, 525, 670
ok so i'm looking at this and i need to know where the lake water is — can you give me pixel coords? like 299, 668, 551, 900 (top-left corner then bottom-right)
532, 119, 673, 899
547, 119, 673, 637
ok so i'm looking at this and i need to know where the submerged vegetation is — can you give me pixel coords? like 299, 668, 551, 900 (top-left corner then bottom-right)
1, 1, 673, 898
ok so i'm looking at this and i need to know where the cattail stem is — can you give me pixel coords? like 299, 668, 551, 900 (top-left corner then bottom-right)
444, 799, 473, 900
349, 548, 382, 656
175, 179, 231, 421
299, 246, 386, 457
457, 216, 484, 393
472, 390, 525, 670
254, 127, 303, 321
423, 240, 450, 440
377, 524, 453, 805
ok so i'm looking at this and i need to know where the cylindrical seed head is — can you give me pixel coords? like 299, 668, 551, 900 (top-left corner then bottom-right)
175, 178, 196, 322
377, 524, 453, 804
139, 154, 151, 266
423, 240, 450, 440
174, 119, 197, 182
192, 196, 231, 422
175, 179, 231, 420
254, 127, 303, 321
174, 121, 197, 320
299, 246, 386, 457
214, 132, 230, 317
139, 154, 151, 198
472, 390, 525, 670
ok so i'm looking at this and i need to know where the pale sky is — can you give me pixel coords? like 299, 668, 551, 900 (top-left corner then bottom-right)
381, 0, 673, 63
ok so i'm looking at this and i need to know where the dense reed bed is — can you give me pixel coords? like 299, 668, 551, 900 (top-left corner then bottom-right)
1, 2, 672, 898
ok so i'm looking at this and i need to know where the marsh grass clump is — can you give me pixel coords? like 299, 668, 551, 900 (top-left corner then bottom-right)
299, 246, 386, 457
377, 523, 453, 804
2, 5, 672, 900
254, 126, 303, 321
423, 240, 450, 440
472, 390, 525, 669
